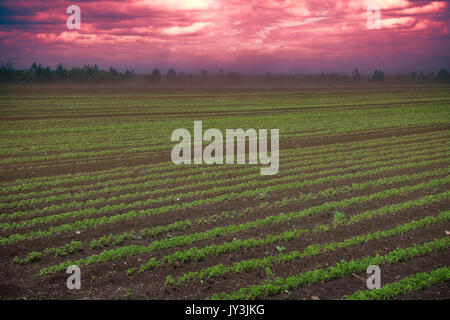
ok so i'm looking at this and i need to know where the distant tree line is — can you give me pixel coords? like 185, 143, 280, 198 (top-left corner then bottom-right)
372, 69, 384, 81
146, 67, 239, 84
264, 67, 449, 83
0, 61, 448, 84
0, 61, 135, 83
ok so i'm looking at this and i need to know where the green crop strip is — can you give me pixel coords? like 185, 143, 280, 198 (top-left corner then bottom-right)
38, 186, 449, 276
0, 134, 405, 198
135, 190, 450, 274
89, 220, 191, 250
2, 160, 448, 245
0, 143, 169, 165
89, 231, 137, 250
2, 138, 447, 224
1, 111, 444, 166
2, 136, 447, 210
41, 230, 312, 276
344, 266, 450, 300
2, 128, 446, 215
2, 129, 448, 195
44, 241, 83, 257
167, 210, 450, 286
207, 237, 450, 300
0, 160, 441, 244
21, 166, 446, 256
13, 241, 83, 264
195, 167, 449, 224
88, 167, 450, 252
2, 149, 448, 231
12, 251, 42, 264
2, 103, 447, 165
2, 96, 447, 134
2, 134, 447, 207
20, 220, 192, 261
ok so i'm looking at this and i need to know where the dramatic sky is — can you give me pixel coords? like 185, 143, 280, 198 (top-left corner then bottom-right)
0, 0, 449, 73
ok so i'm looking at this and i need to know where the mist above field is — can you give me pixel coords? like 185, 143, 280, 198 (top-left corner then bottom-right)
1, 60, 450, 87
0, 0, 449, 74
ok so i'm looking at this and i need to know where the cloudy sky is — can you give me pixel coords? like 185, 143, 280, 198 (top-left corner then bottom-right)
0, 0, 449, 73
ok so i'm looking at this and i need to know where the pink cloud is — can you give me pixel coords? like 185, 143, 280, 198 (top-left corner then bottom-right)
0, 0, 448, 73
162, 22, 212, 35
400, 1, 446, 14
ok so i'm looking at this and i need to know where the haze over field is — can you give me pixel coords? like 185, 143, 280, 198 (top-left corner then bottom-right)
0, 0, 449, 73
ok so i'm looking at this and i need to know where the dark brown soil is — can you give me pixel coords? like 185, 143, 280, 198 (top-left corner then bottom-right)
1, 124, 449, 300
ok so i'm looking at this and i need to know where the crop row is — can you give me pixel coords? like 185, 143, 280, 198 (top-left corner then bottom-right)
2, 159, 448, 245
207, 237, 450, 299
38, 185, 449, 276
193, 167, 449, 225
90, 219, 191, 250
344, 266, 450, 300
3, 134, 447, 206
0, 152, 448, 230
4, 128, 448, 193
2, 125, 446, 176
2, 129, 448, 193
15, 219, 193, 263
134, 189, 449, 274
2, 138, 447, 223
16, 166, 448, 259
0, 127, 176, 156
1, 108, 441, 162
0, 140, 170, 165
13, 241, 83, 264
2, 136, 447, 209
2, 147, 448, 229
4, 103, 447, 155
166, 210, 450, 286
91, 167, 449, 251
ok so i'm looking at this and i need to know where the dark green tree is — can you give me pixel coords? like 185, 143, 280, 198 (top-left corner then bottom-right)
151, 68, 161, 82
167, 68, 177, 81
352, 67, 361, 81
200, 69, 208, 81
438, 69, 449, 81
